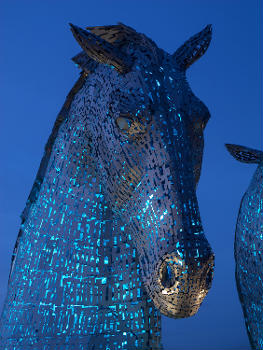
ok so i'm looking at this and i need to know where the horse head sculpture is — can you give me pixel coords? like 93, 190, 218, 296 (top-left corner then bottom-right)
226, 144, 263, 350
69, 22, 214, 317
0, 23, 214, 350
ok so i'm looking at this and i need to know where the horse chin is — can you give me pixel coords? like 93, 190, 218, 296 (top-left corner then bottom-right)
149, 289, 208, 319
158, 301, 202, 319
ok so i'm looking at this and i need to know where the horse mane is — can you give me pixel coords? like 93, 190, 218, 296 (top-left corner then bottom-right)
19, 72, 87, 224
3, 72, 88, 280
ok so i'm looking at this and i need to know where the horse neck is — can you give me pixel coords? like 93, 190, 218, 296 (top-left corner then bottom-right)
1, 110, 162, 349
60, 151, 163, 349
80, 199, 163, 349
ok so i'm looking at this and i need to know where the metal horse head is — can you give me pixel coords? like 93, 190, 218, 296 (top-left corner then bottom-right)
226, 144, 263, 349
69, 22, 214, 318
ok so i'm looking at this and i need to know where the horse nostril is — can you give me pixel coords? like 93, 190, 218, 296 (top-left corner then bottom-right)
205, 268, 213, 289
160, 263, 176, 288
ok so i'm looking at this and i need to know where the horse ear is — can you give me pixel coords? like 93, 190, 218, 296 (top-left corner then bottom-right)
69, 23, 132, 74
225, 144, 263, 164
173, 24, 212, 71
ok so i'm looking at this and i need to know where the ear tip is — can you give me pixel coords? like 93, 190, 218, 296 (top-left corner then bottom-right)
225, 143, 238, 152
225, 143, 232, 154
69, 23, 78, 33
69, 23, 83, 32
202, 24, 212, 41
204, 24, 212, 39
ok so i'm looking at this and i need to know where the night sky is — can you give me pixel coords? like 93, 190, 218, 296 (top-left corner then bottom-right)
0, 1, 261, 349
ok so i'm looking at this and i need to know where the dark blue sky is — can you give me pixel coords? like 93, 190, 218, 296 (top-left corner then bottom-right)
0, 1, 261, 349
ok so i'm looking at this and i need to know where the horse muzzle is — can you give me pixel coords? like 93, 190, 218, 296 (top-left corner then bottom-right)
144, 249, 214, 318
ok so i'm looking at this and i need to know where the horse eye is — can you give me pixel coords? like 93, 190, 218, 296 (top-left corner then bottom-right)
116, 115, 147, 136
116, 116, 132, 130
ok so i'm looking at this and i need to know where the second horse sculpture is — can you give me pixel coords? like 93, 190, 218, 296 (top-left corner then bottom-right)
0, 23, 214, 349
226, 144, 263, 350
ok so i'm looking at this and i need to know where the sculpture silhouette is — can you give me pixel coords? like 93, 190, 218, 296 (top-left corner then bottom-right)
226, 144, 263, 350
0, 23, 214, 350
